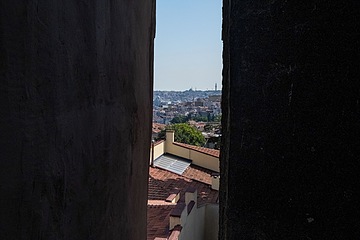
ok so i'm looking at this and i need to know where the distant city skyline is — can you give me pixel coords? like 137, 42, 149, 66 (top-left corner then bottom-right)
154, 0, 222, 91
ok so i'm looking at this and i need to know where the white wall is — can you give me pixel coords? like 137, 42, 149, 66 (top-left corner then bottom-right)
204, 204, 219, 240
177, 204, 219, 240
178, 205, 205, 240
149, 141, 165, 165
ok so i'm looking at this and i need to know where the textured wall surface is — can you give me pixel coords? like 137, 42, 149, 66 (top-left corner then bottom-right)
0, 1, 155, 239
220, 1, 359, 239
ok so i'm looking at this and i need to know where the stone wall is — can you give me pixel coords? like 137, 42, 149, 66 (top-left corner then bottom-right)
220, 1, 360, 239
0, 0, 155, 239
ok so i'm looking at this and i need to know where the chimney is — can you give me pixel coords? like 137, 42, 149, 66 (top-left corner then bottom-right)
165, 130, 175, 153
166, 130, 174, 143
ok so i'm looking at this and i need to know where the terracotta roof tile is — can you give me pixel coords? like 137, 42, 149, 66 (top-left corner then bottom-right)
168, 225, 182, 240
147, 205, 176, 240
148, 166, 218, 207
173, 142, 220, 158
152, 123, 166, 134
147, 165, 219, 240
148, 176, 170, 201
182, 165, 213, 185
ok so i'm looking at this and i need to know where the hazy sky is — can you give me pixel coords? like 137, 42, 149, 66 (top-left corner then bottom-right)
154, 0, 222, 91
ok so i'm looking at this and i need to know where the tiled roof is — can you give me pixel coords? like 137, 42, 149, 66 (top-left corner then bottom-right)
182, 164, 213, 185
173, 142, 220, 158
148, 166, 218, 207
148, 175, 171, 201
168, 226, 182, 240
147, 205, 175, 240
152, 123, 166, 133
147, 166, 219, 240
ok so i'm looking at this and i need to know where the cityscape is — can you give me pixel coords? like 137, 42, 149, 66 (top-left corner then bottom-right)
2, 1, 356, 240
152, 87, 222, 149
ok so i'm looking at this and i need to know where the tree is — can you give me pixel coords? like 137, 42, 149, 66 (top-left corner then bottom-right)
214, 114, 222, 122
157, 123, 206, 146
191, 115, 208, 122
170, 115, 188, 124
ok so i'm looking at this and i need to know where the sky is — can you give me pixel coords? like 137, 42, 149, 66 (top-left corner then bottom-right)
154, 0, 222, 91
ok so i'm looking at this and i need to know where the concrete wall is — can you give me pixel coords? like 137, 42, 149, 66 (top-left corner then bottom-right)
165, 130, 175, 153
169, 145, 219, 172
150, 141, 165, 164
175, 190, 218, 240
220, 1, 360, 239
150, 141, 165, 161
177, 204, 219, 240
204, 204, 219, 240
167, 144, 190, 160
165, 131, 220, 172
0, 1, 155, 239
179, 205, 205, 240
190, 151, 219, 172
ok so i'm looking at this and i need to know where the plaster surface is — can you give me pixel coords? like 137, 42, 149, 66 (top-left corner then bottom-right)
0, 1, 155, 239
220, 1, 360, 239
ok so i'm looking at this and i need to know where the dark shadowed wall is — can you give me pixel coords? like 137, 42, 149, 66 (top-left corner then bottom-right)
0, 1, 155, 239
220, 1, 359, 239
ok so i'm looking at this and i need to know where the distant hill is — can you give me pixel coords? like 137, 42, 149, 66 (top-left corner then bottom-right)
154, 89, 221, 103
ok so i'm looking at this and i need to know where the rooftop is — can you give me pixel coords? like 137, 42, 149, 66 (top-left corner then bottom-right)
173, 142, 220, 158
147, 205, 176, 240
148, 131, 219, 239
153, 123, 166, 133
147, 165, 218, 240
153, 154, 192, 175
148, 166, 218, 206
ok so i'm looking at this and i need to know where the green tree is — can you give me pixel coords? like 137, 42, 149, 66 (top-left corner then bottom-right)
214, 114, 222, 122
157, 123, 206, 146
190, 115, 208, 122
170, 115, 188, 124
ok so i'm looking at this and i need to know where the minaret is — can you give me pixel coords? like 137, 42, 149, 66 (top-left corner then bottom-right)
215, 83, 218, 91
